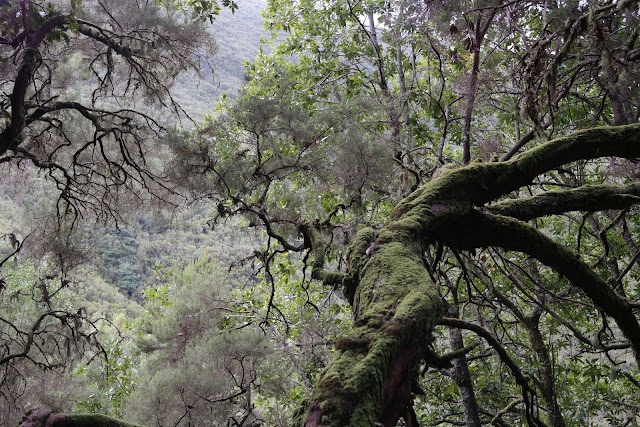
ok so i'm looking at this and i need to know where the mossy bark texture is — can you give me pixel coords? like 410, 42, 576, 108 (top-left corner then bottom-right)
302, 123, 640, 426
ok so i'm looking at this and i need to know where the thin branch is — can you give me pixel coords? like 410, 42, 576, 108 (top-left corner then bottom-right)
438, 317, 535, 397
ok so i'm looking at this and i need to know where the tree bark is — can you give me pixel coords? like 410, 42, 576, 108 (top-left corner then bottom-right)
461, 10, 496, 165
301, 228, 442, 426
0, 14, 67, 156
524, 316, 565, 427
448, 327, 482, 427
461, 46, 480, 166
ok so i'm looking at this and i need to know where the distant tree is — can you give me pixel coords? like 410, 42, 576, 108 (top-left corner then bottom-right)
125, 254, 269, 426
0, 0, 215, 225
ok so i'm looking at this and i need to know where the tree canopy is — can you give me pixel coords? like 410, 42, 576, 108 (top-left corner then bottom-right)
2, 0, 640, 426
0, 0, 216, 225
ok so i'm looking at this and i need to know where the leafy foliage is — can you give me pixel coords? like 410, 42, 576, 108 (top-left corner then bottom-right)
126, 254, 269, 425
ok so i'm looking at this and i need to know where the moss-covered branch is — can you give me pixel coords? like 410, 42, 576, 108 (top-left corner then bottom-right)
301, 231, 442, 426
20, 409, 141, 427
389, 123, 640, 228
435, 211, 640, 357
487, 183, 640, 220
303, 124, 640, 425
428, 341, 479, 368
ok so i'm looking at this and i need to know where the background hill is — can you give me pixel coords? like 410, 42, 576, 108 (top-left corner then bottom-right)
1, 0, 268, 297
171, 0, 268, 120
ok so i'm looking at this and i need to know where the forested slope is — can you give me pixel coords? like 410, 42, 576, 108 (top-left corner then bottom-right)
0, 0, 273, 424
171, 0, 268, 118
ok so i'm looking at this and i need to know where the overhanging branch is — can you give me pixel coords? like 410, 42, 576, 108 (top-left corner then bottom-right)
486, 183, 640, 220
390, 123, 640, 226
438, 317, 534, 395
435, 210, 640, 357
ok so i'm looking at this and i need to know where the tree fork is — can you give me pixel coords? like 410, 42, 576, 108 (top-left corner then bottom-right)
436, 211, 640, 360
304, 123, 640, 425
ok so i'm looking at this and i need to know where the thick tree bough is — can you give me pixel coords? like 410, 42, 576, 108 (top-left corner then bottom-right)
434, 210, 640, 357
487, 183, 640, 220
302, 123, 640, 426
19, 409, 141, 427
301, 234, 442, 426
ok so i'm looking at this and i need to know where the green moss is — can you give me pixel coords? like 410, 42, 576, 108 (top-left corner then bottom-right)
343, 227, 376, 304
334, 336, 370, 351
302, 232, 442, 425
291, 396, 311, 426
301, 123, 640, 424
19, 411, 142, 427
346, 227, 376, 274
486, 183, 640, 220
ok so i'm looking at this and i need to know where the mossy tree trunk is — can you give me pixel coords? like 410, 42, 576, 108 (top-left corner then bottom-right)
301, 123, 640, 426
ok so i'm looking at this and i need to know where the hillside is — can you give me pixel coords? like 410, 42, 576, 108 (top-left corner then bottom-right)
171, 0, 268, 120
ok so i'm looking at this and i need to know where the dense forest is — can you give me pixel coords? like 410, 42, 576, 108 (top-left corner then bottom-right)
1, 0, 640, 426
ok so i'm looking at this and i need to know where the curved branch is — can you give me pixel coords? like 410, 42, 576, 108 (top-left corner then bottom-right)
76, 20, 135, 57
26, 14, 68, 47
436, 211, 640, 357
19, 409, 141, 427
300, 223, 348, 289
501, 121, 551, 161
428, 341, 479, 368
0, 232, 30, 269
438, 317, 534, 396
486, 183, 640, 220
0, 311, 60, 366
387, 124, 640, 248
233, 198, 305, 252
0, 14, 67, 156
504, 124, 640, 193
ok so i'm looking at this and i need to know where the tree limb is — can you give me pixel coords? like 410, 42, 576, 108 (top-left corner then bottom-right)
0, 14, 67, 155
19, 409, 141, 427
486, 183, 640, 220
435, 210, 640, 358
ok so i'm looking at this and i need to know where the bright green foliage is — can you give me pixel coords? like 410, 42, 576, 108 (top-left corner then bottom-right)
231, 251, 353, 422
74, 339, 139, 418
